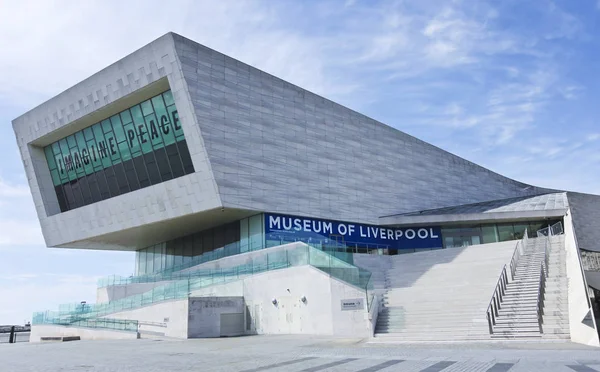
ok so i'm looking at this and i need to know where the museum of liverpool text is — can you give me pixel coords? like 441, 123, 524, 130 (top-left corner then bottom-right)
12, 33, 600, 344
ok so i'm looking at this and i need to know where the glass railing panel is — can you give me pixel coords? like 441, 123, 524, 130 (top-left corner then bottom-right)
39, 242, 374, 322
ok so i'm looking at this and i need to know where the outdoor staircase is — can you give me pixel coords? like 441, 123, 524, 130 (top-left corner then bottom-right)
489, 235, 569, 339
370, 241, 518, 341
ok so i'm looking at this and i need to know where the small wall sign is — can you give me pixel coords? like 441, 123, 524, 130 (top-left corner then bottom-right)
340, 298, 364, 311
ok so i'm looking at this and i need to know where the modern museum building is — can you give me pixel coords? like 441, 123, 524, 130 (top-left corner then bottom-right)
12, 33, 600, 345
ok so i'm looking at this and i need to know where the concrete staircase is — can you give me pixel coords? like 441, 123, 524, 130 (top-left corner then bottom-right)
490, 235, 569, 340
352, 254, 391, 310
368, 241, 518, 341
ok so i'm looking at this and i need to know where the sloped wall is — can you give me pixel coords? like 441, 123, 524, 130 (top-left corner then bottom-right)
173, 34, 549, 224
568, 192, 600, 253
564, 210, 600, 346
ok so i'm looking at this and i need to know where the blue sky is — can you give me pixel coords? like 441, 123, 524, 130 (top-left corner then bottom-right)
0, 0, 599, 324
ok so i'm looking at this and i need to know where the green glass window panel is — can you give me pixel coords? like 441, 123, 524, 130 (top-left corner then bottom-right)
101, 123, 120, 163
57, 139, 71, 183
44, 146, 57, 170
481, 225, 498, 244
120, 109, 132, 125
44, 90, 182, 187
140, 114, 156, 154
50, 143, 66, 184
167, 104, 184, 141
128, 106, 145, 157
101, 119, 113, 133
111, 115, 126, 145
75, 131, 94, 176
497, 224, 515, 242
162, 90, 174, 106
83, 127, 94, 141
67, 135, 77, 149
513, 224, 529, 240
70, 133, 85, 178
118, 141, 131, 162
151, 95, 175, 146
120, 121, 136, 161
85, 138, 98, 165
145, 111, 164, 149
49, 169, 61, 185
528, 222, 544, 235
141, 99, 154, 116
92, 124, 113, 169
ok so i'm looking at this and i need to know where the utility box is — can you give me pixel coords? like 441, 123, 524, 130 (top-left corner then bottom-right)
187, 297, 245, 338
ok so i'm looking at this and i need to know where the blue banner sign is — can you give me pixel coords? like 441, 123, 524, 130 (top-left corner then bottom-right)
264, 213, 442, 250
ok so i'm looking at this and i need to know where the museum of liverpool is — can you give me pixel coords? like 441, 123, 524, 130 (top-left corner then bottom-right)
12, 33, 600, 345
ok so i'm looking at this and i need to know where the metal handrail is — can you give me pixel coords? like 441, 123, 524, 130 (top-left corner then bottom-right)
544, 235, 550, 277
535, 234, 551, 333
509, 229, 528, 281
509, 242, 522, 281
536, 263, 546, 333
486, 264, 509, 334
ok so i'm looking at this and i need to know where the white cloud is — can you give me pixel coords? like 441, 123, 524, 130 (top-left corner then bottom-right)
587, 133, 600, 141
0, 0, 359, 110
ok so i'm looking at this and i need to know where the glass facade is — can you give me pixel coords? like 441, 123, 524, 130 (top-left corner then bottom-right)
44, 90, 194, 212
135, 215, 264, 275
134, 213, 563, 275
440, 220, 561, 249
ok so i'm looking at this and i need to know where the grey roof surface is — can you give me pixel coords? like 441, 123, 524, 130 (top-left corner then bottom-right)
567, 192, 600, 252
386, 192, 569, 217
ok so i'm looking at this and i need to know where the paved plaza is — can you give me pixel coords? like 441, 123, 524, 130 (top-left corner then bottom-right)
2, 335, 600, 371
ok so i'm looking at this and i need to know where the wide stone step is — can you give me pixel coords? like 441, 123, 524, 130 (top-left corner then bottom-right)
377, 317, 484, 324
375, 327, 488, 334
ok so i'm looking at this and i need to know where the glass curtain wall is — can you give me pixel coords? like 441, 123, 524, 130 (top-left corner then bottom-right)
135, 215, 265, 275
440, 219, 561, 249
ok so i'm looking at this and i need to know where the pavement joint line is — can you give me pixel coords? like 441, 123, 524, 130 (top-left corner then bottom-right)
298, 358, 359, 372
237, 356, 319, 372
353, 360, 405, 372
485, 362, 515, 372
419, 361, 457, 372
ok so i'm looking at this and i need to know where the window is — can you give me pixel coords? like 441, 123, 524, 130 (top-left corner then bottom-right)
43, 90, 195, 213
497, 224, 516, 242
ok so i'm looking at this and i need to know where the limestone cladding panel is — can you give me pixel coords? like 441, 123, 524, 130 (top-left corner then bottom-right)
172, 34, 548, 225
12, 33, 220, 248
567, 192, 600, 252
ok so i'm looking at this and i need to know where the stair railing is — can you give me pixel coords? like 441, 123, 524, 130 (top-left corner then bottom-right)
536, 263, 547, 333
509, 229, 528, 281
486, 264, 509, 334
536, 235, 550, 333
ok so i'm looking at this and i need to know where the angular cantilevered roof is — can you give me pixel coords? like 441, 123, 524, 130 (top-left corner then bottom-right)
379, 192, 568, 226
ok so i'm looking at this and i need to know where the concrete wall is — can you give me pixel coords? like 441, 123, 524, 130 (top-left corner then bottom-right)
188, 297, 245, 338
564, 210, 600, 346
97, 264, 370, 338
568, 192, 600, 253
108, 299, 189, 338
30, 325, 138, 342
242, 266, 370, 337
